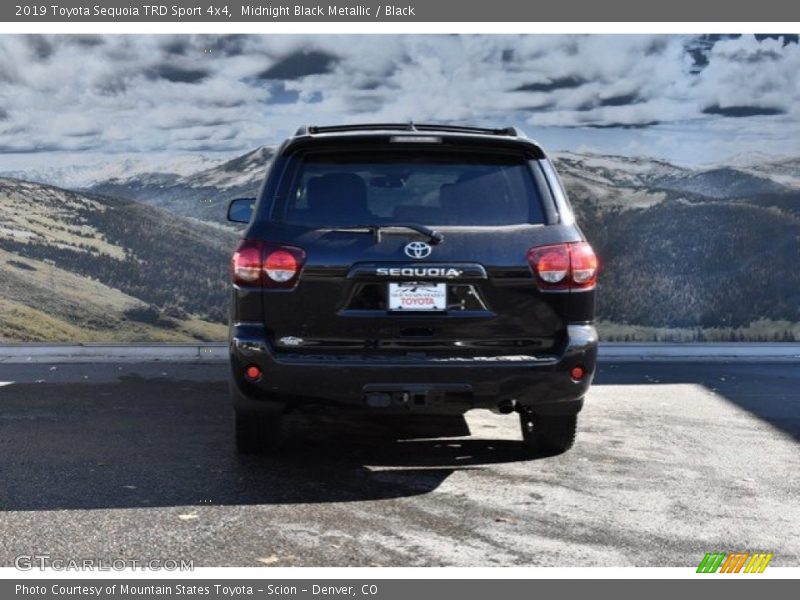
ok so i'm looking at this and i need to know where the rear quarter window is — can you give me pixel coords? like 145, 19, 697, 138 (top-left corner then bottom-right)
274, 150, 546, 227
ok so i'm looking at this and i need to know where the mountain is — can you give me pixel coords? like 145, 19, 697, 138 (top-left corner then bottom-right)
655, 167, 789, 199
737, 156, 800, 189
549, 153, 679, 212
552, 152, 688, 188
549, 153, 800, 337
84, 146, 799, 224
553, 152, 795, 200
0, 153, 222, 190
0, 178, 235, 342
5, 147, 800, 342
573, 193, 800, 332
89, 147, 273, 222
86, 147, 800, 337
182, 146, 273, 190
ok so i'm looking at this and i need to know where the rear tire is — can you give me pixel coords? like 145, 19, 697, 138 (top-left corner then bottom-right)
519, 412, 578, 455
235, 411, 284, 454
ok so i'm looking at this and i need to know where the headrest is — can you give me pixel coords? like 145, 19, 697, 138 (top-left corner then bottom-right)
305, 172, 368, 224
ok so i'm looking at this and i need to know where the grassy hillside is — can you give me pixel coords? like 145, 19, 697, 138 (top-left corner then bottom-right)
0, 178, 234, 342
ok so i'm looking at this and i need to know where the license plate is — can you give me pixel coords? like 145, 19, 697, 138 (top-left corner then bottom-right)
388, 282, 446, 311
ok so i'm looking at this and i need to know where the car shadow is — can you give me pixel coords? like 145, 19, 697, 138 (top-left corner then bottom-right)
0, 378, 536, 512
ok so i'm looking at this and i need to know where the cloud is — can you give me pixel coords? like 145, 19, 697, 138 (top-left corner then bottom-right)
703, 105, 785, 117
692, 36, 800, 120
0, 34, 798, 165
53, 115, 102, 137
72, 35, 105, 48
584, 121, 660, 129
26, 35, 55, 60
754, 34, 799, 46
160, 37, 191, 56
196, 34, 250, 57
513, 77, 585, 93
598, 93, 640, 107
257, 50, 338, 80
145, 64, 209, 83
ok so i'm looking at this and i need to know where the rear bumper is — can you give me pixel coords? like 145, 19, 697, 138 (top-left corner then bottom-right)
230, 323, 597, 415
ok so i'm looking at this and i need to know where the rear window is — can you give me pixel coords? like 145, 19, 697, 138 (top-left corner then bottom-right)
275, 151, 545, 227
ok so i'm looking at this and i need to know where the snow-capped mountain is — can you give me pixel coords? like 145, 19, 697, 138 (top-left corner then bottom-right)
178, 146, 273, 191
6, 145, 798, 224
88, 147, 274, 222
736, 156, 800, 189
97, 146, 272, 191
552, 151, 689, 188
552, 151, 795, 198
0, 153, 225, 190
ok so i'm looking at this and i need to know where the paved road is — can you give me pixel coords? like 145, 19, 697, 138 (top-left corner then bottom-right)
0, 362, 798, 567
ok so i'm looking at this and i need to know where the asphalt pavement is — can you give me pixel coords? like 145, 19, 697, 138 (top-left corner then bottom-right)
0, 361, 798, 567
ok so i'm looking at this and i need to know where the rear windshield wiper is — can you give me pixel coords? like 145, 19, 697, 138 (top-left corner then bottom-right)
331, 223, 444, 245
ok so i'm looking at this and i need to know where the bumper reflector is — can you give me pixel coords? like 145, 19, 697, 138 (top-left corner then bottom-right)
244, 365, 262, 382
570, 365, 586, 381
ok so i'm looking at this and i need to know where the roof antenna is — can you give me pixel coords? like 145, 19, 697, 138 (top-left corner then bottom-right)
408, 121, 417, 132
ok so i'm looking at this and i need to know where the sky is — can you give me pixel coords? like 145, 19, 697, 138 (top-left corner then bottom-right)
1, 33, 799, 178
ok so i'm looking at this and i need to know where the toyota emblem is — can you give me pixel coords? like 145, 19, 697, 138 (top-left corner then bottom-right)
404, 241, 433, 259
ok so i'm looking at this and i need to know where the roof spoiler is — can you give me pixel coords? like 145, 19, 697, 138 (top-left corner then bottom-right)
294, 123, 521, 137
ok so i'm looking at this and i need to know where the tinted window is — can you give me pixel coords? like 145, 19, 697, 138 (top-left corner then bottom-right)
277, 151, 545, 227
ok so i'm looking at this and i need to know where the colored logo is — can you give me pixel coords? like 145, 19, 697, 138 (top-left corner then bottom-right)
697, 552, 773, 573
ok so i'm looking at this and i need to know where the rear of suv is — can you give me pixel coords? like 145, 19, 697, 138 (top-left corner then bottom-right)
227, 123, 598, 455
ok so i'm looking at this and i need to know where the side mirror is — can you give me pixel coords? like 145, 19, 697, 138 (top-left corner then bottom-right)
227, 198, 256, 223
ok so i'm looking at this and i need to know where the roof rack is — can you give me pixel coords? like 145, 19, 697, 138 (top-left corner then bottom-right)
295, 123, 520, 137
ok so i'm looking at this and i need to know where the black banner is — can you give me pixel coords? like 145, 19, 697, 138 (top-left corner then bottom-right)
4, 579, 796, 600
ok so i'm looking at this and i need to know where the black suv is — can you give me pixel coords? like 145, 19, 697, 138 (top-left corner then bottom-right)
227, 123, 598, 455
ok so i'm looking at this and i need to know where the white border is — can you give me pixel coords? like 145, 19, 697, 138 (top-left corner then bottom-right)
1, 22, 799, 34
1, 18, 798, 580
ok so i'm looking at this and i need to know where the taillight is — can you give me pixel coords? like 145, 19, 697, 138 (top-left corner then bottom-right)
534, 245, 570, 283
528, 241, 598, 290
264, 250, 298, 283
231, 242, 262, 285
231, 240, 305, 289
570, 242, 599, 287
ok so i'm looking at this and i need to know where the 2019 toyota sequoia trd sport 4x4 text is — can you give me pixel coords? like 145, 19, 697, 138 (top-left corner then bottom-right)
227, 123, 598, 455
